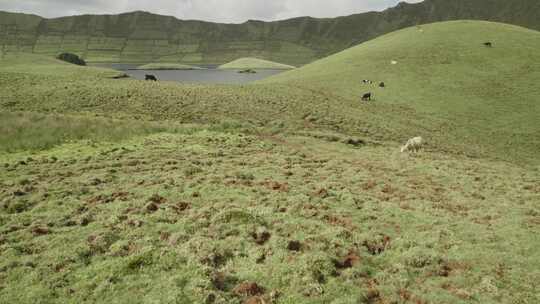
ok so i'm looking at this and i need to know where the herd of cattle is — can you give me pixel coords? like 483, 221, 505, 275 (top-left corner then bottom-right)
144, 73, 422, 153
139, 61, 446, 153
144, 76, 424, 152
359, 42, 493, 151
361, 80, 385, 102
360, 79, 424, 152
360, 42, 492, 103
137, 43, 498, 153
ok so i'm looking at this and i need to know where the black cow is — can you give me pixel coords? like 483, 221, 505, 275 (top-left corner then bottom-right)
484, 42, 493, 47
361, 93, 372, 101
145, 74, 158, 81
379, 82, 385, 88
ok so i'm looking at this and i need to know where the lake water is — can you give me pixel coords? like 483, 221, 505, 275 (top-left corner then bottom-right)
95, 63, 285, 84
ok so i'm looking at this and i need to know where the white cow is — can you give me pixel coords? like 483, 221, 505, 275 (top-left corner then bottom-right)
401, 137, 424, 153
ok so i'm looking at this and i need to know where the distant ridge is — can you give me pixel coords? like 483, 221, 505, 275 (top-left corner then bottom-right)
1, 0, 539, 64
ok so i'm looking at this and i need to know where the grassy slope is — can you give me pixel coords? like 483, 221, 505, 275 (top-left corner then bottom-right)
1, 0, 539, 64
1, 127, 539, 304
0, 54, 123, 78
265, 20, 540, 165
219, 58, 295, 70
135, 63, 204, 70
0, 111, 176, 152
1, 21, 540, 303
2, 22, 540, 165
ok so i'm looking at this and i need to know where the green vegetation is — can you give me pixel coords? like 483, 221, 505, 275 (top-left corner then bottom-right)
135, 63, 204, 70
1, 22, 539, 166
0, 53, 124, 79
0, 111, 171, 152
219, 58, 295, 70
1, 123, 538, 304
1, 0, 539, 64
265, 20, 540, 165
0, 21, 539, 303
56, 52, 86, 66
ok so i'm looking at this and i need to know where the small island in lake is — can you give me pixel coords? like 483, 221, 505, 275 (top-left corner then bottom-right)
218, 57, 295, 70
134, 63, 205, 70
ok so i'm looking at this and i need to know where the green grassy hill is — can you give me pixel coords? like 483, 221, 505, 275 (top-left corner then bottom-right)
1, 0, 539, 64
1, 22, 539, 165
1, 21, 538, 166
218, 58, 295, 70
265, 20, 540, 165
0, 53, 123, 78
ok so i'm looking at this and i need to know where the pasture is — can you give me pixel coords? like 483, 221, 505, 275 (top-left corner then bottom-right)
0, 21, 539, 303
266, 21, 540, 165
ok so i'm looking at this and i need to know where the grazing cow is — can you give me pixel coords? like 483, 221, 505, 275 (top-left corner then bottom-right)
401, 136, 424, 153
361, 93, 372, 101
362, 79, 372, 84
379, 82, 385, 88
484, 42, 493, 47
145, 74, 158, 81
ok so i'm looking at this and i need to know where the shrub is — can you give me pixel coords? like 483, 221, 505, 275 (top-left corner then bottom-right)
56, 52, 86, 66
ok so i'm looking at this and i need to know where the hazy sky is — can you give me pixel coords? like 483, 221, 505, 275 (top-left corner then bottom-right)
0, 0, 424, 23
